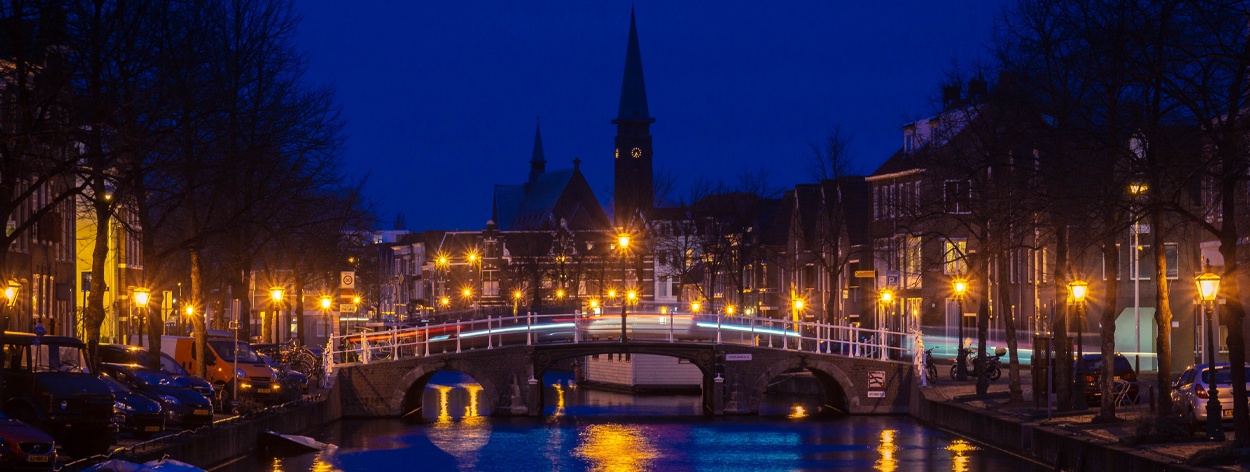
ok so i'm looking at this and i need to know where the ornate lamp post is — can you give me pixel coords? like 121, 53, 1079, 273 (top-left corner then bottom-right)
953, 278, 969, 381
270, 287, 285, 343
1196, 267, 1224, 441
133, 288, 151, 347
320, 295, 333, 343
2, 281, 17, 338
618, 233, 631, 343
1068, 279, 1089, 411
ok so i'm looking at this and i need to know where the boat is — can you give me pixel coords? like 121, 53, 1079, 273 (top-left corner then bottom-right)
258, 430, 338, 457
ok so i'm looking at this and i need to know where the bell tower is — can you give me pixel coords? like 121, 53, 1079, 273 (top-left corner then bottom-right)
612, 9, 654, 228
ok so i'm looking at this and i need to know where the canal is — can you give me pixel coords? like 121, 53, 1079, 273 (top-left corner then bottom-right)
216, 371, 1043, 472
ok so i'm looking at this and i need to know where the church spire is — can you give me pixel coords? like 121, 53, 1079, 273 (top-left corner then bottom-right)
529, 117, 546, 184
616, 8, 650, 120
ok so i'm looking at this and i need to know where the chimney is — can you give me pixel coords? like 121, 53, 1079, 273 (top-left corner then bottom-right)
942, 85, 961, 108
968, 78, 988, 99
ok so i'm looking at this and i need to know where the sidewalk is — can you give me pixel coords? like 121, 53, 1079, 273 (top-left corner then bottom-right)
919, 367, 1239, 469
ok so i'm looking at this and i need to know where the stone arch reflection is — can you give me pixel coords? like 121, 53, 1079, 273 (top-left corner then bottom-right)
420, 371, 492, 470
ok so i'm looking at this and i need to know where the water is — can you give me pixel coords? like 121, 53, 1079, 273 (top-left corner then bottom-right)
217, 372, 1041, 472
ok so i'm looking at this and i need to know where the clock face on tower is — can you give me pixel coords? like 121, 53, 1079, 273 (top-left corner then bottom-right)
631, 147, 642, 158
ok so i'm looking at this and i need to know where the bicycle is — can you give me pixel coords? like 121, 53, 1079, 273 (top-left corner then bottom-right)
924, 347, 938, 385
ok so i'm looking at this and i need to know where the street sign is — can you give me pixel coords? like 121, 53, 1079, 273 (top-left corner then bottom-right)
340, 304, 357, 313
340, 288, 356, 304
854, 270, 876, 279
725, 354, 752, 361
867, 370, 886, 398
340, 271, 356, 289
886, 270, 901, 288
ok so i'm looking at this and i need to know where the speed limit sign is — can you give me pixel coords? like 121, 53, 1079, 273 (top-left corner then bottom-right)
340, 271, 356, 289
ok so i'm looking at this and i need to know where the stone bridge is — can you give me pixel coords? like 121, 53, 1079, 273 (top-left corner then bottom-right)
333, 342, 914, 418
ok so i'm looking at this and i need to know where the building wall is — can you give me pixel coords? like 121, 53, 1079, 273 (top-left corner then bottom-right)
583, 353, 633, 385
631, 354, 702, 386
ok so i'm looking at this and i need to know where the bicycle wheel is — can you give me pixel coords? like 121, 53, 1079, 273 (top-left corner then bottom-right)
990, 365, 1002, 381
927, 365, 938, 384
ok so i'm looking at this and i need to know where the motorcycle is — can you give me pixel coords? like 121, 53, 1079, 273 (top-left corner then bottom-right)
949, 347, 1004, 381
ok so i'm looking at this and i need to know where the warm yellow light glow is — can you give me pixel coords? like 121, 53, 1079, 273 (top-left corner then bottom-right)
320, 296, 332, 309
1130, 183, 1148, 195
572, 424, 658, 472
794, 299, 805, 311
353, 296, 361, 304
1068, 280, 1089, 303
660, 306, 667, 314
692, 301, 701, 312
627, 291, 636, 300
438, 256, 448, 266
947, 439, 978, 472
880, 290, 893, 303
3, 283, 16, 306
608, 290, 616, 298
465, 384, 482, 417
463, 288, 472, 298
556, 290, 565, 298
877, 429, 899, 472
435, 385, 452, 423
467, 252, 477, 262
185, 306, 194, 316
270, 287, 284, 302
440, 297, 450, 306
348, 257, 356, 263
726, 306, 735, 315
618, 234, 630, 249
514, 291, 523, 299
133, 288, 151, 308
789, 405, 807, 418
1197, 272, 1221, 302
589, 299, 599, 308
953, 279, 968, 296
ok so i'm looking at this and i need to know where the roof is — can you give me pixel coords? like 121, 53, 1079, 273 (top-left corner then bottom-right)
0, 333, 83, 346
513, 169, 575, 228
614, 9, 651, 121
868, 148, 925, 180
493, 185, 526, 231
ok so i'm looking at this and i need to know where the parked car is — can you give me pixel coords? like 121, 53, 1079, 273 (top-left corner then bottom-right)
98, 344, 214, 398
1172, 363, 1250, 426
1074, 353, 1139, 406
0, 333, 115, 457
163, 331, 279, 407
0, 410, 56, 470
98, 374, 165, 439
98, 364, 214, 429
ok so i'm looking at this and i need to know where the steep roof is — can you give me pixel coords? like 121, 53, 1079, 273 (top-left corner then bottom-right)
615, 9, 650, 121
492, 185, 526, 231
509, 166, 611, 231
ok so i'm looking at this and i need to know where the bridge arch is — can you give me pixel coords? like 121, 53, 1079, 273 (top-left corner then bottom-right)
390, 360, 503, 420
750, 357, 854, 416
531, 344, 719, 415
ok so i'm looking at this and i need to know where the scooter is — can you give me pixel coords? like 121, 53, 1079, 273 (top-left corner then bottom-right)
949, 346, 1004, 381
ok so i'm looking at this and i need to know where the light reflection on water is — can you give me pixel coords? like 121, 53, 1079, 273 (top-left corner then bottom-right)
217, 371, 1039, 472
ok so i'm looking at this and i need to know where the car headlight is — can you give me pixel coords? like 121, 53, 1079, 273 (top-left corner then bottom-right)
236, 368, 247, 379
159, 394, 180, 405
114, 401, 134, 412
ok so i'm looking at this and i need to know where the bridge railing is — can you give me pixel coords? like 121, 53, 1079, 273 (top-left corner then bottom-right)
327, 311, 917, 366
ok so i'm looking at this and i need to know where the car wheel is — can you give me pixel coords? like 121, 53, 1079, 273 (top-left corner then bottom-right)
990, 366, 1002, 381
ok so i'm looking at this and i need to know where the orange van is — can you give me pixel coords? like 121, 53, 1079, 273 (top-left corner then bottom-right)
161, 330, 280, 407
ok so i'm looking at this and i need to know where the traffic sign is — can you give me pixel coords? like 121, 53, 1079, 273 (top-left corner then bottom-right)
854, 270, 876, 279
340, 271, 356, 289
340, 304, 357, 313
340, 288, 356, 304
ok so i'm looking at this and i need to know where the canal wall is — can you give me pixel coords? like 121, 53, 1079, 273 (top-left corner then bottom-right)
98, 385, 344, 470
909, 386, 1206, 471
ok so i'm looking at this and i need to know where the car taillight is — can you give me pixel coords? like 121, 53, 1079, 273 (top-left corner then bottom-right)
1123, 372, 1136, 381
1083, 375, 1095, 382
1197, 385, 1209, 399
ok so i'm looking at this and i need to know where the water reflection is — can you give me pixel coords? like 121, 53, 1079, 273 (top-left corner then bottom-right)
875, 429, 898, 472
788, 405, 807, 418
572, 424, 659, 472
947, 438, 978, 472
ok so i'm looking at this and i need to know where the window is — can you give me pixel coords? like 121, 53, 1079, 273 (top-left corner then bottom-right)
1166, 243, 1179, 279
873, 186, 880, 220
904, 236, 922, 288
944, 239, 967, 274
803, 265, 816, 290
944, 180, 971, 214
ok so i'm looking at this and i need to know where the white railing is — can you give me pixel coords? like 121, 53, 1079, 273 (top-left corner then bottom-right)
327, 309, 916, 368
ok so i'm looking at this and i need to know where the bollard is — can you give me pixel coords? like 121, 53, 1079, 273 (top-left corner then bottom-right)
456, 323, 462, 353
669, 313, 675, 343
527, 312, 532, 345
715, 315, 721, 344
392, 326, 398, 360
423, 327, 429, 357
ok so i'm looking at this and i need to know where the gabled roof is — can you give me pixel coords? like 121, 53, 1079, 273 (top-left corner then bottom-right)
868, 148, 924, 180
508, 166, 610, 231
493, 185, 526, 231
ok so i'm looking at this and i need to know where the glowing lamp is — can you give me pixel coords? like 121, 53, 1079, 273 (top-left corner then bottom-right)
627, 291, 637, 300
953, 279, 967, 296
618, 235, 630, 249
133, 288, 151, 308
185, 306, 195, 316
514, 291, 523, 299
320, 296, 332, 309
692, 301, 701, 312
270, 287, 284, 302
1068, 280, 1089, 303
1196, 272, 1221, 302
589, 300, 599, 308
880, 290, 893, 303
4, 282, 18, 307
726, 306, 735, 315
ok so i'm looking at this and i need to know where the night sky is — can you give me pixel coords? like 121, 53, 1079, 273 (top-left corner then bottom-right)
294, 1, 1008, 231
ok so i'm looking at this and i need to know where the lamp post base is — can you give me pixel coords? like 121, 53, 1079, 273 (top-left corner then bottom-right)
1206, 391, 1226, 442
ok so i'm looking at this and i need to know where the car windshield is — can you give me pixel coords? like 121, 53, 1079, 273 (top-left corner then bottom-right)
1201, 367, 1250, 385
130, 368, 178, 387
209, 340, 261, 363
1081, 357, 1133, 372
101, 375, 131, 393
160, 354, 189, 376
34, 344, 91, 374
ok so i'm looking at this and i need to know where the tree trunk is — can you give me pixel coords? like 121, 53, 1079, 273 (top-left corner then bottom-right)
1055, 224, 1072, 412
1220, 185, 1249, 444
1095, 232, 1120, 422
238, 268, 253, 342
85, 185, 112, 370
1152, 208, 1173, 418
999, 253, 1023, 403
190, 247, 208, 378
146, 293, 163, 371
976, 251, 990, 395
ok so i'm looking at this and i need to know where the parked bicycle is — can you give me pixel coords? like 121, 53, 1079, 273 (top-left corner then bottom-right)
924, 347, 938, 385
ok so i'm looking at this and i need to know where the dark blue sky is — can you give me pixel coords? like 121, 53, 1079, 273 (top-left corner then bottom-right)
294, 1, 1007, 231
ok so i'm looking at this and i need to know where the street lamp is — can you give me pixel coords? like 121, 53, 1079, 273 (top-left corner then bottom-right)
320, 296, 333, 343
134, 288, 151, 348
1068, 279, 1089, 411
726, 306, 735, 315
5, 281, 18, 307
617, 232, 632, 344
692, 301, 701, 313
513, 290, 523, 316
954, 278, 969, 381
270, 287, 285, 343
1196, 267, 1224, 441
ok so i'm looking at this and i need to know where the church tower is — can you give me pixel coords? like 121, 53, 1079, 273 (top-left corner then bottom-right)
612, 9, 654, 228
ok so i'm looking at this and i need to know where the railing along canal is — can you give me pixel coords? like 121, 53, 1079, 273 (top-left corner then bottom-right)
326, 307, 916, 368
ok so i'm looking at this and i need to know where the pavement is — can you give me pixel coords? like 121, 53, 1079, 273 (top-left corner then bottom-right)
925, 364, 1244, 468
